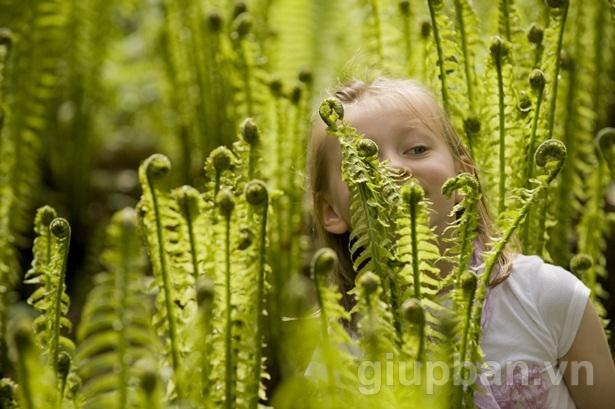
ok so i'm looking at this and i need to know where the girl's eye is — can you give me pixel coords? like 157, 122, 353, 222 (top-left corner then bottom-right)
404, 145, 428, 155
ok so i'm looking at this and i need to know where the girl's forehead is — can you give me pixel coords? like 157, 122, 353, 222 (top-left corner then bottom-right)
345, 93, 442, 133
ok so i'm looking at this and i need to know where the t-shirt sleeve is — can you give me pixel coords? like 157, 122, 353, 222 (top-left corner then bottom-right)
536, 262, 591, 359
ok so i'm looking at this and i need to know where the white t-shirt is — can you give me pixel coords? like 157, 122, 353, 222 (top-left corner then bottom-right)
475, 253, 590, 409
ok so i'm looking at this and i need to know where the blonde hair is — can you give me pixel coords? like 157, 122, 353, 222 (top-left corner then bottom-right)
307, 77, 515, 310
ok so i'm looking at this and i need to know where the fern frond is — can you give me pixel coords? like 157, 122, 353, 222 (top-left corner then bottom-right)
244, 180, 270, 409
471, 139, 567, 359
426, 0, 473, 139
7, 316, 57, 409
310, 248, 359, 408
395, 181, 450, 364
26, 216, 75, 377
452, 0, 481, 115
478, 37, 524, 215
136, 154, 193, 399
576, 128, 614, 320
24, 206, 57, 285
75, 208, 158, 409
356, 272, 397, 360
542, 0, 570, 141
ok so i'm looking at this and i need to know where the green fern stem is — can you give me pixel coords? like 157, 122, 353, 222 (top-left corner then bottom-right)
522, 70, 546, 251
311, 249, 338, 388
56, 353, 69, 409
442, 173, 481, 288
401, 298, 425, 363
117, 213, 132, 409
140, 369, 161, 409
456, 301, 475, 406
217, 189, 236, 409
49, 218, 70, 375
143, 159, 182, 391
12, 326, 35, 409
233, 14, 255, 117
285, 91, 303, 278
0, 29, 11, 109
545, 2, 569, 140
499, 0, 512, 41
453, 0, 476, 113
241, 118, 260, 181
399, 1, 413, 76
245, 181, 269, 409
368, 0, 384, 65
427, 0, 451, 112
490, 37, 507, 214
408, 195, 421, 301
177, 186, 202, 284
196, 278, 214, 400
359, 272, 382, 358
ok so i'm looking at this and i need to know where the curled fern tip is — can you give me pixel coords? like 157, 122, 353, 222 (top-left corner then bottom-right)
50, 218, 70, 239
319, 97, 344, 128
245, 180, 268, 206
311, 248, 337, 279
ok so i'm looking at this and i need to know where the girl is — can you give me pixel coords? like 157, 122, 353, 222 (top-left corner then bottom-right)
307, 77, 615, 408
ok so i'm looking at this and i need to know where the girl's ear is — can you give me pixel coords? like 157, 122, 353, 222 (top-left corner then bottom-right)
316, 192, 350, 234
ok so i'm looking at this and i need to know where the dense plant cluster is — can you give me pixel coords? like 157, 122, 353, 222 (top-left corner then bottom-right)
0, 0, 614, 408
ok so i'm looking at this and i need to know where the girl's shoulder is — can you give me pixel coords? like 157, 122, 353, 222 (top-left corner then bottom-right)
484, 252, 591, 359
504, 253, 589, 301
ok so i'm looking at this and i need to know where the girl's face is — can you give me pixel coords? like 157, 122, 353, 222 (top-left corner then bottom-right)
317, 97, 462, 237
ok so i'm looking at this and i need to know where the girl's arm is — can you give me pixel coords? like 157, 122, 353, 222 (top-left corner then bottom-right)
560, 300, 615, 408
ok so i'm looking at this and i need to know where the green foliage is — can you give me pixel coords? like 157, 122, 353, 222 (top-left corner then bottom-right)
0, 1, 614, 408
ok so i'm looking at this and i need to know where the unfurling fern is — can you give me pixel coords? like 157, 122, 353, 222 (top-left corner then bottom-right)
440, 173, 482, 407
310, 248, 358, 408
318, 97, 402, 335
479, 37, 524, 215
395, 180, 446, 361
137, 154, 193, 399
470, 139, 567, 374
75, 208, 159, 409
26, 214, 75, 380
244, 180, 270, 409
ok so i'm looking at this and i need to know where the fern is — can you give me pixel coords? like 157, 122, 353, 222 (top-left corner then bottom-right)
470, 139, 567, 361
395, 180, 446, 360
26, 215, 75, 379
0, 27, 17, 374
7, 315, 58, 409
310, 248, 358, 408
1, 0, 65, 246
244, 180, 270, 409
479, 37, 524, 215
452, 0, 481, 116
576, 128, 614, 320
75, 208, 158, 409
542, 0, 570, 141
136, 153, 193, 399
426, 0, 473, 140
318, 98, 401, 331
